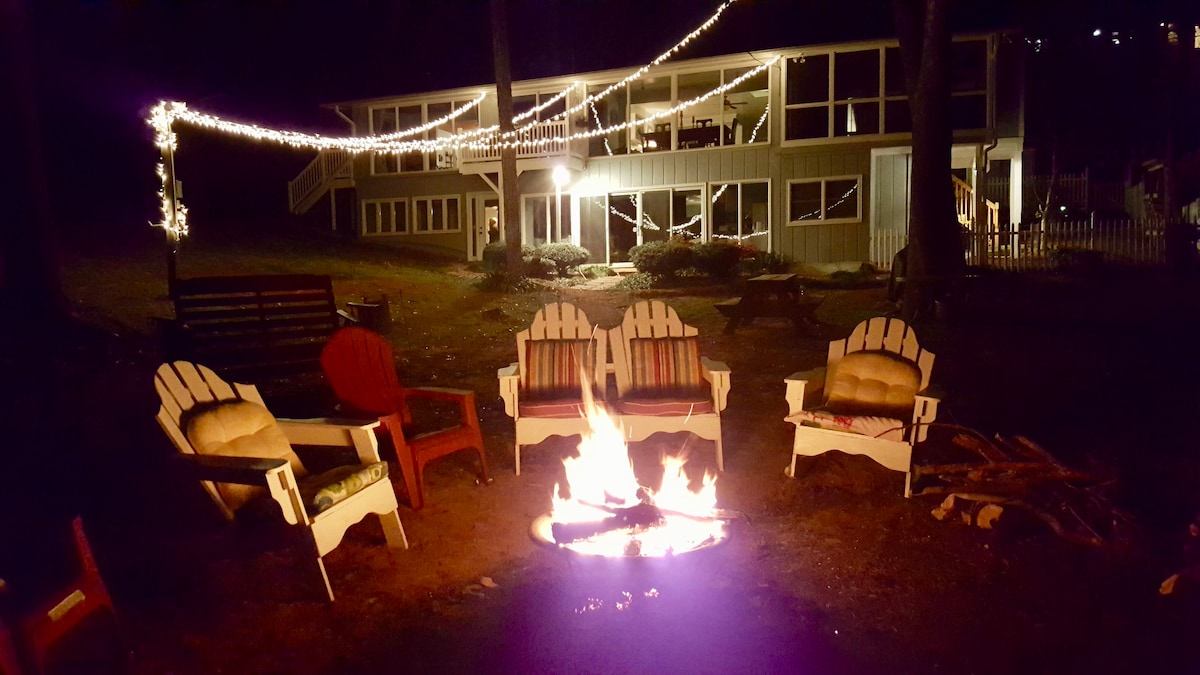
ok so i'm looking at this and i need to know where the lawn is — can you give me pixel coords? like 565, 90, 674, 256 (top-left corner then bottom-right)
15, 221, 1200, 673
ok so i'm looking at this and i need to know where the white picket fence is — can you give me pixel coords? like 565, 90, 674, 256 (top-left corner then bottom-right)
966, 218, 1167, 271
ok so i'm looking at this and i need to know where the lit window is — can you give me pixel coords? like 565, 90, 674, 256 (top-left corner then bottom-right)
788, 177, 861, 224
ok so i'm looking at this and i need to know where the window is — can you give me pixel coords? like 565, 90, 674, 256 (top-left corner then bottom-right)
412, 196, 460, 233
586, 82, 628, 156
711, 181, 769, 250
786, 39, 987, 140
586, 64, 769, 156
788, 177, 861, 224
370, 99, 480, 174
521, 193, 571, 246
361, 198, 409, 237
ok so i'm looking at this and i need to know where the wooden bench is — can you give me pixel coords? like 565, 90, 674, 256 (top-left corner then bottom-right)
162, 274, 352, 381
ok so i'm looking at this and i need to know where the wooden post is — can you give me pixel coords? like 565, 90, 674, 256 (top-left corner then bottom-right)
161, 126, 180, 296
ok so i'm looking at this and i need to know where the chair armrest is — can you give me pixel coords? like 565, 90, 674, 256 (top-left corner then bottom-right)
174, 453, 290, 488
784, 367, 826, 416
497, 363, 520, 417
175, 454, 307, 526
276, 418, 384, 464
701, 357, 731, 412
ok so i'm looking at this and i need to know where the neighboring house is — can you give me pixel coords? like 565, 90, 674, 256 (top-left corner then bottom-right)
289, 31, 1025, 270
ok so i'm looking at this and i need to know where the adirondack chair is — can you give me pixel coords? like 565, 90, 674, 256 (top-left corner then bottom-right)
609, 300, 730, 471
497, 302, 608, 475
784, 316, 939, 497
154, 361, 408, 602
319, 326, 489, 509
0, 516, 121, 673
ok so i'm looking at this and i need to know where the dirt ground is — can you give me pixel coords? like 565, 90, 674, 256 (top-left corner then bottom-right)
9, 227, 1200, 674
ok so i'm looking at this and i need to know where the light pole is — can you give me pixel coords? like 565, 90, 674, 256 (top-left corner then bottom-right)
552, 165, 570, 243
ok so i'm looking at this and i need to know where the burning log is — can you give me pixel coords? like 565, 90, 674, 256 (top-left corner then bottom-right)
550, 502, 665, 544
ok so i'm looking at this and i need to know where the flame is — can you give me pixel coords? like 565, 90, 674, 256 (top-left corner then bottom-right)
548, 384, 726, 557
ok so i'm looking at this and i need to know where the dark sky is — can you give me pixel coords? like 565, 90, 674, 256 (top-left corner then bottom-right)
19, 0, 1199, 233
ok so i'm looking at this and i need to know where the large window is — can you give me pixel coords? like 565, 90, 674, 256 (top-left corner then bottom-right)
521, 193, 571, 247
788, 177, 861, 224
785, 38, 988, 141
711, 181, 769, 250
412, 196, 460, 233
370, 100, 479, 174
361, 198, 409, 237
586, 65, 769, 157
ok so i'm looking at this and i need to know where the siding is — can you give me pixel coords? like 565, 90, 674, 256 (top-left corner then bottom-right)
578, 146, 771, 193
777, 147, 872, 264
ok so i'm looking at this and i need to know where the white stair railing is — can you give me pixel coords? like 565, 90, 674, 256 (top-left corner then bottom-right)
288, 150, 352, 213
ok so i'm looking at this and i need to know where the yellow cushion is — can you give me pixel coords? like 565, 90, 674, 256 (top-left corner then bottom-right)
825, 351, 921, 418
186, 400, 306, 511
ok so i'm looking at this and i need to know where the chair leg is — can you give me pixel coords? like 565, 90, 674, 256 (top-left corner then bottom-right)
515, 443, 522, 476
787, 451, 798, 478
474, 439, 492, 486
715, 434, 725, 472
381, 416, 421, 510
315, 556, 335, 602
379, 510, 408, 549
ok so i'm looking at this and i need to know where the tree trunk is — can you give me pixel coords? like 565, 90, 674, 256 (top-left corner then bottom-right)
892, 0, 963, 320
490, 0, 523, 278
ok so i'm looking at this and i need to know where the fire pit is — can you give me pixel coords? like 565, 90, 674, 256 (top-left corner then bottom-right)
529, 396, 732, 558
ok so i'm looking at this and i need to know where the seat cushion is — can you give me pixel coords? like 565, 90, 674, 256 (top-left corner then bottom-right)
185, 400, 306, 512
518, 397, 591, 419
628, 336, 703, 397
616, 388, 714, 416
299, 461, 389, 515
825, 350, 921, 418
523, 339, 594, 400
786, 409, 906, 442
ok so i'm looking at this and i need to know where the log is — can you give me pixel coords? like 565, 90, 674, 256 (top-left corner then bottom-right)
550, 502, 664, 544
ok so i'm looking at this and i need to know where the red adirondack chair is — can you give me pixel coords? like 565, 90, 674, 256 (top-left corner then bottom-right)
320, 327, 490, 509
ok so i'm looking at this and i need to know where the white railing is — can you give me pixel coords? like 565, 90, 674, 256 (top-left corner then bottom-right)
458, 119, 584, 164
967, 218, 1168, 271
288, 150, 352, 212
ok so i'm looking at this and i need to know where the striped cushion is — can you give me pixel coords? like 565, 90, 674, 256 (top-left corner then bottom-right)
629, 337, 703, 395
518, 397, 591, 419
523, 339, 592, 400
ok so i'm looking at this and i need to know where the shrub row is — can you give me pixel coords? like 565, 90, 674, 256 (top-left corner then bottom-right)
482, 242, 592, 278
629, 239, 792, 279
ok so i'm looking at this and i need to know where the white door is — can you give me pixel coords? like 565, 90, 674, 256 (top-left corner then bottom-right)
467, 193, 499, 261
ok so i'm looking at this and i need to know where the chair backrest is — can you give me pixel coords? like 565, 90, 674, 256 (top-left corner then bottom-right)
154, 361, 271, 519
516, 302, 607, 395
610, 300, 700, 397
828, 317, 935, 392
320, 326, 403, 416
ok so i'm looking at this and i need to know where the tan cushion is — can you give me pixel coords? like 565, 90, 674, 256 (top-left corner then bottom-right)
186, 400, 306, 512
825, 351, 921, 418
629, 336, 703, 395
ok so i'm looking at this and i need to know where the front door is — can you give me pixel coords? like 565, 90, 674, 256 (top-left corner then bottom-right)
467, 193, 499, 261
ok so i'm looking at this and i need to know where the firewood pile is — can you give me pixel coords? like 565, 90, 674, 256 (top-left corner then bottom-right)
913, 427, 1137, 548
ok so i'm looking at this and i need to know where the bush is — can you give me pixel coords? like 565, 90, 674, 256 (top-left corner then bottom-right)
537, 243, 591, 277
692, 241, 751, 278
629, 239, 693, 277
578, 264, 613, 279
613, 272, 658, 291
482, 242, 540, 275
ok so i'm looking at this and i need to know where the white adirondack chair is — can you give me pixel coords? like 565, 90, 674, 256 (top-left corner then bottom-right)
784, 316, 939, 497
154, 361, 408, 601
609, 300, 730, 471
497, 302, 608, 475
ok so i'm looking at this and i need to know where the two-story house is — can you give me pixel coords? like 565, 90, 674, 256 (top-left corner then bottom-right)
288, 30, 1024, 270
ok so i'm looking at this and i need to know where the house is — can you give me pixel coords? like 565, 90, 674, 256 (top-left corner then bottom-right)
288, 31, 1025, 270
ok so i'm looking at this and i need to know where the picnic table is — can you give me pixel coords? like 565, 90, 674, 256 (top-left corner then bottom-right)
714, 273, 825, 334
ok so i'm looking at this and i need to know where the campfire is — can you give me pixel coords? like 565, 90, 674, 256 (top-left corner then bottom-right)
530, 393, 731, 557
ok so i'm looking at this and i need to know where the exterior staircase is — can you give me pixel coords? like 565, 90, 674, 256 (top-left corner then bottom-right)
288, 150, 354, 215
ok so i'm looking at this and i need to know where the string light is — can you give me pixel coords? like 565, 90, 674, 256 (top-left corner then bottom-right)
792, 183, 858, 221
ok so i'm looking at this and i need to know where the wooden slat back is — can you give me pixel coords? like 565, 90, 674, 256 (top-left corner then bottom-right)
516, 302, 607, 393
610, 301, 700, 396
153, 361, 264, 520
827, 317, 935, 391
